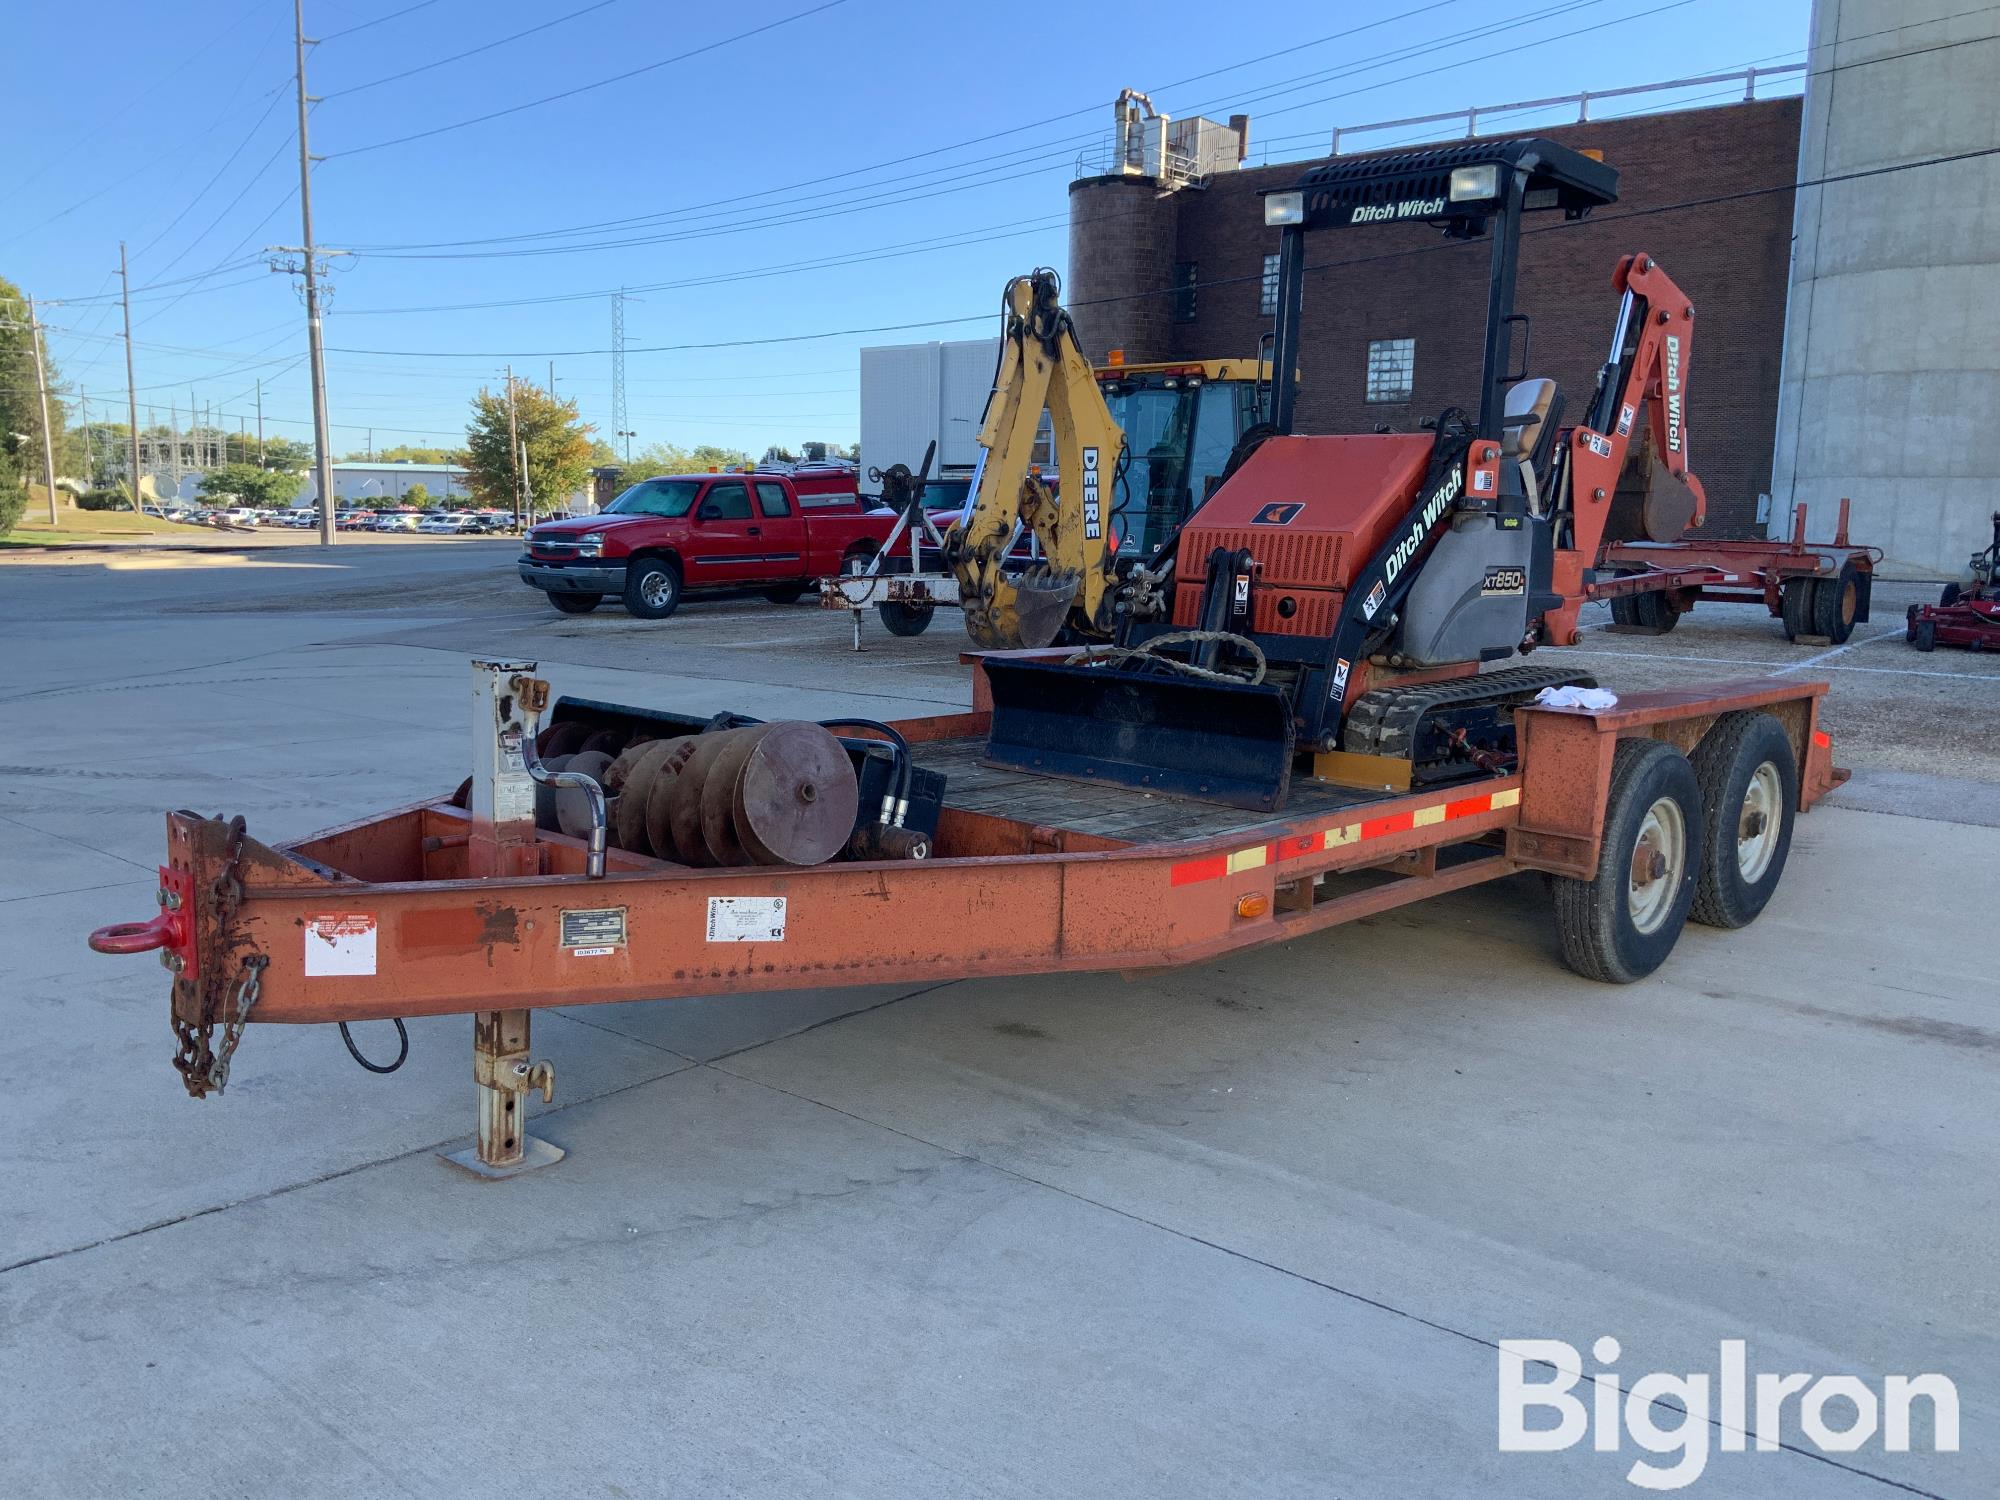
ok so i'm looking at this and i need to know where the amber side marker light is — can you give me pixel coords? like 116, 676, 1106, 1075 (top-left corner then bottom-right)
1235, 893, 1270, 919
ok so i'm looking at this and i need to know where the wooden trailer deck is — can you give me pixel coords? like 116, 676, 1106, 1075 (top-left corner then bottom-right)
910, 735, 1393, 846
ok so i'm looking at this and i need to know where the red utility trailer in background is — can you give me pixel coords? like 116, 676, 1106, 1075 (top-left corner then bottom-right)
1590, 497, 1881, 644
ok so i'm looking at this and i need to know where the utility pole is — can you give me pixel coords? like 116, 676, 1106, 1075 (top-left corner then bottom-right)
367, 428, 373, 462
255, 377, 265, 467
24, 296, 60, 525
80, 392, 93, 488
519, 439, 533, 522
505, 363, 521, 529
293, 0, 335, 545
548, 360, 556, 397
119, 242, 141, 505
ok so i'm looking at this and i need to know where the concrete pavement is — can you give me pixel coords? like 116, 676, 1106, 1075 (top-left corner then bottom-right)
1, 541, 1992, 1497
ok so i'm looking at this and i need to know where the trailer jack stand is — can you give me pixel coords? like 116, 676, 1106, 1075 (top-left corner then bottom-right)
440, 1008, 564, 1178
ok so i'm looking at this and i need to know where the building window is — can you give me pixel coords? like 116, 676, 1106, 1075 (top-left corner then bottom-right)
1366, 338, 1416, 403
1171, 262, 1197, 323
1260, 253, 1281, 316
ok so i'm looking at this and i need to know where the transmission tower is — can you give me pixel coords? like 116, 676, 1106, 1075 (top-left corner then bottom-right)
610, 288, 630, 462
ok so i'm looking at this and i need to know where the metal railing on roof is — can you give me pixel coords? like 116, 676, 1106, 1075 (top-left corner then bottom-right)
1326, 65, 1805, 156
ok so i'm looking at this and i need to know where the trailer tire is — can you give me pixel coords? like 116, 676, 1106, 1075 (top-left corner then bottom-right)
1611, 591, 1678, 631
1913, 618, 1937, 653
1905, 603, 1920, 641
1812, 564, 1861, 643
549, 593, 601, 614
877, 601, 935, 636
1780, 578, 1814, 642
623, 558, 682, 620
1689, 712, 1796, 929
1551, 738, 1705, 984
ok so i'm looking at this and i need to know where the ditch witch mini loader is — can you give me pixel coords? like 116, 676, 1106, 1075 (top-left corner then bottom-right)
982, 137, 1707, 812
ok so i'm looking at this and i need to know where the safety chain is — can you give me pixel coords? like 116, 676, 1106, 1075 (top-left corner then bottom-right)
207, 954, 267, 1094
169, 815, 267, 1099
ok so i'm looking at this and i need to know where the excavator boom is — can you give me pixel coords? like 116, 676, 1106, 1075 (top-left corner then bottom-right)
952, 271, 1127, 650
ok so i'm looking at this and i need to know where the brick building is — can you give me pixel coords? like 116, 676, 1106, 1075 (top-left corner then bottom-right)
1067, 97, 1802, 536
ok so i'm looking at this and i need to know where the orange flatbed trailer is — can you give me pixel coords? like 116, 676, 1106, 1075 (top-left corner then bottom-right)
91, 657, 1845, 1177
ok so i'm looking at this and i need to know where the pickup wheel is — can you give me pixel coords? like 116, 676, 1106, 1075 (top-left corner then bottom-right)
764, 583, 808, 605
876, 601, 934, 636
549, 593, 601, 615
623, 558, 682, 620
1550, 738, 1705, 984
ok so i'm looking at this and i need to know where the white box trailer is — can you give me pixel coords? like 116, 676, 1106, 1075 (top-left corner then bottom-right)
857, 338, 999, 487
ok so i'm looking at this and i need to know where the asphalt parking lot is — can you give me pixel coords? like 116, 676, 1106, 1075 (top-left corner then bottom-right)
2, 539, 1994, 1498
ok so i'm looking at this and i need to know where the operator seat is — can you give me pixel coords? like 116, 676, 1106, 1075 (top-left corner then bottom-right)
1503, 378, 1563, 515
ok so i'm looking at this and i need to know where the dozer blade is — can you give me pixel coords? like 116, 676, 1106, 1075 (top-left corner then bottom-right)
981, 659, 1295, 811
963, 569, 1080, 651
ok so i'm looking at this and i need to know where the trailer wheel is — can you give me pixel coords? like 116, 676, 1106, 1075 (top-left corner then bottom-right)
1811, 564, 1861, 643
1689, 712, 1796, 929
876, 601, 935, 636
1913, 618, 1937, 653
1627, 589, 1681, 633
1551, 738, 1705, 983
1905, 603, 1920, 641
1780, 578, 1814, 642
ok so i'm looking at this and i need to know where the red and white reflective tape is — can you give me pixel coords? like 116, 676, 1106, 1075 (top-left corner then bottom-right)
1168, 786, 1520, 888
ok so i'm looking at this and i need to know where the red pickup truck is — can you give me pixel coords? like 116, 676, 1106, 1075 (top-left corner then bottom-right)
518, 468, 897, 619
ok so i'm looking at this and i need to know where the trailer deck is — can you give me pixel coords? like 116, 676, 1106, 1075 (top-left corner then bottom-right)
89, 657, 1844, 1176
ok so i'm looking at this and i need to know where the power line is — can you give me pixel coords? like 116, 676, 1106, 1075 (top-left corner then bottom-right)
319, 0, 448, 44
324, 0, 621, 99
321, 140, 2000, 362
326, 0, 851, 158
343, 0, 1487, 255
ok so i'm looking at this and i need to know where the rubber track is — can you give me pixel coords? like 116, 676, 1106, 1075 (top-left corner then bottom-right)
1343, 662, 1598, 761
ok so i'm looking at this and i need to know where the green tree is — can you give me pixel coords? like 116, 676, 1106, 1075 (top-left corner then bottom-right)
402, 482, 436, 510
198, 463, 302, 508
463, 377, 593, 516
0, 277, 67, 511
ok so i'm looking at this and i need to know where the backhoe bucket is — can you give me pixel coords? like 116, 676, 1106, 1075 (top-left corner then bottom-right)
964, 569, 1080, 651
981, 659, 1295, 811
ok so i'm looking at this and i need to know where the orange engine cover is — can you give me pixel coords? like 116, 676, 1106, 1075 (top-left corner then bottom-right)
1173, 433, 1433, 633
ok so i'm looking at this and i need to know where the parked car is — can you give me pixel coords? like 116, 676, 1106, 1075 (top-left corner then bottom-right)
213, 507, 260, 528
369, 510, 421, 532
418, 512, 470, 534
518, 467, 898, 619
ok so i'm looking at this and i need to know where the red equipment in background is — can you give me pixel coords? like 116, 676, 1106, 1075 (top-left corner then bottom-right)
1906, 511, 2000, 652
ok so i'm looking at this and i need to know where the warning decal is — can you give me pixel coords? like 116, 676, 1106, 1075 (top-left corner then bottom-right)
305, 913, 377, 977
706, 896, 787, 943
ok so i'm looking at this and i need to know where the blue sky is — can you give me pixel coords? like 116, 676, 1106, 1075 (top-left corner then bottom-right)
4, 0, 1811, 459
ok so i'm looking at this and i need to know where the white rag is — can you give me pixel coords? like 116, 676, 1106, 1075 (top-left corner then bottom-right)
1534, 685, 1620, 711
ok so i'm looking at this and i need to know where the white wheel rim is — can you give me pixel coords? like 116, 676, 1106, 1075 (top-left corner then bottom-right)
642, 573, 672, 607
1737, 761, 1782, 883
1628, 795, 1687, 935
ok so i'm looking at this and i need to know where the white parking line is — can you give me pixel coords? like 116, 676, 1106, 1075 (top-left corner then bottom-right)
1775, 624, 1906, 674
1555, 645, 2000, 682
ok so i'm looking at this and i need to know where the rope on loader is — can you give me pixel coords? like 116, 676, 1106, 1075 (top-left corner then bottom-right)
1064, 629, 1268, 685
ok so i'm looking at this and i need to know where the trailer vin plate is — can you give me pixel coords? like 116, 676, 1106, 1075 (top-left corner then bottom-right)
706, 896, 787, 942
561, 906, 627, 956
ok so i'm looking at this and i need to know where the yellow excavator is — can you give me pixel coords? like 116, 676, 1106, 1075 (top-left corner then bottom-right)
946, 270, 1267, 649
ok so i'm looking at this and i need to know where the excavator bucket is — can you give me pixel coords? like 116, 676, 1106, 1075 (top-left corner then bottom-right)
981, 659, 1295, 811
964, 569, 1081, 651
